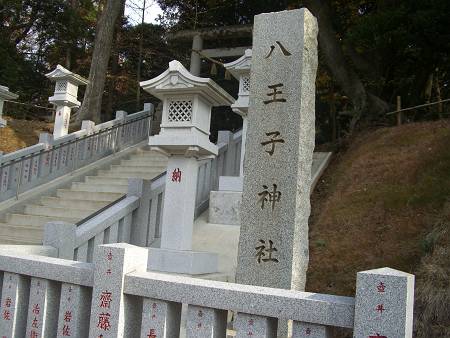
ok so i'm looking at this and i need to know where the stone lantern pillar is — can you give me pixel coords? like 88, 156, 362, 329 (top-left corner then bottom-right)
45, 65, 88, 138
141, 60, 234, 274
0, 86, 19, 128
222, 49, 252, 186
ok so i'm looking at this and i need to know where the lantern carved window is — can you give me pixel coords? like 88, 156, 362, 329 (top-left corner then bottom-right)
167, 100, 193, 122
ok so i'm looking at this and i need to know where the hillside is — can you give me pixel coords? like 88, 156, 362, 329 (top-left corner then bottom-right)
307, 120, 450, 337
0, 117, 53, 153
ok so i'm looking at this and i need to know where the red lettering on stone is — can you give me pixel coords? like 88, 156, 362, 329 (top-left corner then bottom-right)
369, 334, 387, 338
375, 304, 386, 314
99, 291, 112, 309
147, 328, 156, 338
97, 313, 111, 331
171, 168, 182, 183
3, 310, 10, 320
31, 317, 39, 328
64, 311, 72, 322
62, 324, 71, 336
377, 282, 386, 293
32, 304, 40, 315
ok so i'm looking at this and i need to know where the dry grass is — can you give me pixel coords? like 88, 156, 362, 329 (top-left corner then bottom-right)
307, 120, 450, 337
0, 116, 53, 153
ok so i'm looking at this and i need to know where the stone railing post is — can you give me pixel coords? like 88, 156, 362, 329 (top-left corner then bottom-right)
80, 120, 95, 161
353, 267, 414, 338
38, 132, 54, 178
128, 178, 152, 247
43, 222, 76, 260
88, 243, 148, 338
217, 130, 234, 176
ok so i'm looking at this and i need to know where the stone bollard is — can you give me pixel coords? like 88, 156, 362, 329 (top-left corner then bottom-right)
43, 221, 76, 260
353, 267, 415, 338
128, 178, 153, 247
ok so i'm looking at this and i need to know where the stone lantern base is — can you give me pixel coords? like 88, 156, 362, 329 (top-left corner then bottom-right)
147, 248, 218, 275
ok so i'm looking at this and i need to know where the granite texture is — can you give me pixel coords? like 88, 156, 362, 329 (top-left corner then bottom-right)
25, 277, 60, 338
0, 272, 29, 338
353, 267, 415, 338
208, 191, 242, 226
57, 283, 91, 338
124, 270, 355, 328
186, 305, 227, 338
234, 312, 277, 338
236, 8, 318, 292
147, 247, 218, 275
140, 298, 182, 338
218, 176, 244, 192
88, 243, 148, 338
292, 321, 331, 338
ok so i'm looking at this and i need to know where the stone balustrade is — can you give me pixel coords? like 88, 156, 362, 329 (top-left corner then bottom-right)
0, 243, 414, 337
0, 109, 153, 203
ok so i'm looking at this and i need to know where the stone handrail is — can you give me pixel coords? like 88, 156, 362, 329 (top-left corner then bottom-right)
43, 128, 243, 262
0, 243, 414, 337
0, 109, 153, 203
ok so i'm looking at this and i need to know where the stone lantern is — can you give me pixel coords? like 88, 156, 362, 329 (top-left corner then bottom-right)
46, 65, 88, 138
141, 60, 234, 274
223, 49, 252, 181
0, 86, 19, 128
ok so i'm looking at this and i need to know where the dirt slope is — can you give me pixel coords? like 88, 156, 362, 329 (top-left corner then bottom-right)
307, 120, 450, 337
0, 117, 53, 153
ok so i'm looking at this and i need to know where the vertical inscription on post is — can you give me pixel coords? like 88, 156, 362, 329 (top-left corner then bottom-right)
236, 8, 318, 291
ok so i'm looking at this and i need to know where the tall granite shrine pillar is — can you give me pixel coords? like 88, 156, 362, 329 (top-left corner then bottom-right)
236, 9, 318, 291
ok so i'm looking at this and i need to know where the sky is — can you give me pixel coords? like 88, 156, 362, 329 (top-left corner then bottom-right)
124, 0, 164, 25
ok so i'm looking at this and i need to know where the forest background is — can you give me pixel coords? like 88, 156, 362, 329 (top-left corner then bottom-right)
1, 0, 449, 143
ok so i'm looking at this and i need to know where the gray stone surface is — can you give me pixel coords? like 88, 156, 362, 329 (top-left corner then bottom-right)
236, 8, 318, 291
124, 271, 355, 328
218, 176, 243, 192
292, 321, 331, 338
353, 267, 415, 338
186, 305, 227, 338
43, 221, 76, 260
148, 247, 218, 275
140, 298, 182, 337
234, 312, 277, 338
88, 243, 148, 338
57, 283, 91, 338
0, 272, 29, 338
25, 277, 60, 338
208, 191, 241, 225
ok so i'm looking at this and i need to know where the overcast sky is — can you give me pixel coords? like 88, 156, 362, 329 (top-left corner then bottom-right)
124, 0, 164, 25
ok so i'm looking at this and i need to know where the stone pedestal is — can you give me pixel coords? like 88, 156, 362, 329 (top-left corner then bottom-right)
148, 156, 218, 274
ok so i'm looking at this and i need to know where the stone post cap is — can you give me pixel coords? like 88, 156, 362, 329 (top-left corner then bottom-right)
0, 85, 19, 100
115, 110, 128, 119
358, 267, 414, 278
140, 60, 234, 107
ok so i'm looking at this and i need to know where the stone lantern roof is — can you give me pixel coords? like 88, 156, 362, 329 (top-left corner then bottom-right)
140, 60, 234, 107
224, 49, 252, 116
141, 60, 234, 157
45, 65, 89, 86
0, 86, 19, 101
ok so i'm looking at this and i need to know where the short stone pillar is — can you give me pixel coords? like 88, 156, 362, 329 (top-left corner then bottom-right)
141, 60, 234, 274
353, 267, 415, 338
46, 65, 88, 138
224, 49, 252, 182
0, 85, 19, 128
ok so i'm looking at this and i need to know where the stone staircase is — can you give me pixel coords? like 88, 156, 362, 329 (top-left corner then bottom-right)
0, 148, 167, 245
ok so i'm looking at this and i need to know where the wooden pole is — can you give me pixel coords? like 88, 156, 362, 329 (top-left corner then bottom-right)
396, 96, 402, 126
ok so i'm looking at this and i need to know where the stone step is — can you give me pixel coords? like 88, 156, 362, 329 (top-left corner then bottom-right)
5, 213, 79, 227
70, 182, 128, 193
56, 189, 123, 202
121, 159, 167, 166
85, 176, 129, 186
109, 165, 166, 174
0, 231, 43, 245
24, 204, 96, 219
40, 197, 111, 210
130, 150, 166, 158
96, 170, 161, 180
0, 223, 44, 241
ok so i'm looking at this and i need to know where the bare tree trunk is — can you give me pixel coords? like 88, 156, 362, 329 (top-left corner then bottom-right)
303, 0, 389, 131
76, 0, 125, 124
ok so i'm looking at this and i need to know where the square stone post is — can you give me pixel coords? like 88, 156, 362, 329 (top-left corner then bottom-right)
292, 322, 331, 338
0, 273, 29, 338
353, 267, 415, 338
234, 313, 277, 338
235, 8, 318, 291
186, 305, 227, 338
140, 298, 182, 337
88, 243, 148, 338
